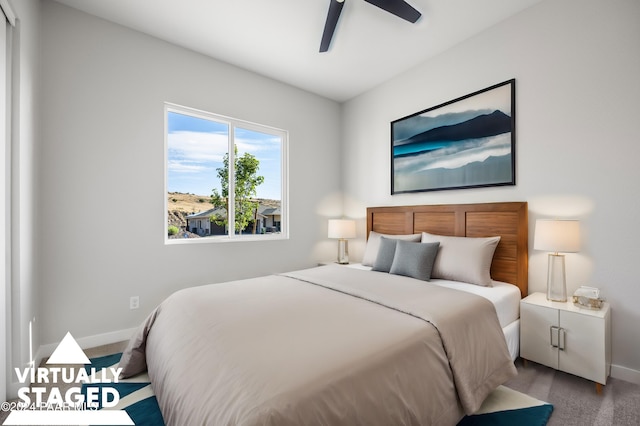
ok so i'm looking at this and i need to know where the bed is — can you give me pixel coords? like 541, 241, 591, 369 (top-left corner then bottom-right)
120, 201, 528, 426
362, 201, 528, 362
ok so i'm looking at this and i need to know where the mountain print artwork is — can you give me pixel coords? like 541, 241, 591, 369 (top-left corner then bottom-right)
392, 80, 515, 193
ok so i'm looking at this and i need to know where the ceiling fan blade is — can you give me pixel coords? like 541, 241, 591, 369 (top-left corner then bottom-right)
320, 0, 345, 53
364, 0, 421, 23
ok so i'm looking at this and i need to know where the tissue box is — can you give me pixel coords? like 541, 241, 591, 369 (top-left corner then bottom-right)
573, 286, 600, 299
572, 286, 603, 309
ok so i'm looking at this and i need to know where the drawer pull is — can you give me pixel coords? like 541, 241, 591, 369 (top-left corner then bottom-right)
550, 326, 560, 348
559, 327, 566, 351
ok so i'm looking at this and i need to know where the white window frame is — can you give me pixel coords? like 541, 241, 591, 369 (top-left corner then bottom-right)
164, 103, 289, 244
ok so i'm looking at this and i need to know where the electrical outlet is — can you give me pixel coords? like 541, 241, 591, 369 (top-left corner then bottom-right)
129, 296, 139, 310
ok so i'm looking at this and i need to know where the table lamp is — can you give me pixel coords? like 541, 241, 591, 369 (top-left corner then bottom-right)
534, 219, 581, 302
328, 219, 356, 264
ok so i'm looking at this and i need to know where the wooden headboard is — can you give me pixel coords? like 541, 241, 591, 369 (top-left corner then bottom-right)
366, 202, 528, 298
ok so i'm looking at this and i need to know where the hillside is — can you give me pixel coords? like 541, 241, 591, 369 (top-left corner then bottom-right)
168, 192, 214, 215
167, 192, 280, 230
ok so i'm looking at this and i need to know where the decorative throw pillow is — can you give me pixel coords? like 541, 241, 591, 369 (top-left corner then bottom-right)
389, 241, 440, 281
421, 232, 500, 286
372, 237, 398, 273
118, 308, 159, 378
362, 231, 422, 266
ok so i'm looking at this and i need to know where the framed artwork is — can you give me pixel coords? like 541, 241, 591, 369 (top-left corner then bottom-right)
391, 79, 515, 194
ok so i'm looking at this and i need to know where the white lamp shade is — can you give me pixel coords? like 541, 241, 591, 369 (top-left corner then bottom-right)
328, 219, 356, 239
534, 219, 580, 253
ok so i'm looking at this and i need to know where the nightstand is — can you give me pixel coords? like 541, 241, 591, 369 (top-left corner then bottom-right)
520, 292, 611, 393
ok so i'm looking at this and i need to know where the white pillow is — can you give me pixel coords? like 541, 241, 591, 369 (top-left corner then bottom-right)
362, 231, 421, 266
421, 232, 500, 287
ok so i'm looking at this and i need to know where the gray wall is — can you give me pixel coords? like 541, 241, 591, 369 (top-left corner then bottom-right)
341, 0, 640, 381
38, 2, 342, 346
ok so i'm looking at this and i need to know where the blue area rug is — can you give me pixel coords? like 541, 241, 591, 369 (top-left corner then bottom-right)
83, 353, 165, 426
457, 385, 553, 426
85, 353, 552, 426
458, 404, 554, 425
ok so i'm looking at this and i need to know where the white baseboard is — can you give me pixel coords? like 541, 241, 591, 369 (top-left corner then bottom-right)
75, 327, 137, 351
35, 327, 137, 365
611, 363, 640, 385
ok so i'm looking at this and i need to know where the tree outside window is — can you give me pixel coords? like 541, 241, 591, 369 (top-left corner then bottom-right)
165, 104, 287, 242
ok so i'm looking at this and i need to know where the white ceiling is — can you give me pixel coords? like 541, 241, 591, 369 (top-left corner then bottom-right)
53, 0, 542, 102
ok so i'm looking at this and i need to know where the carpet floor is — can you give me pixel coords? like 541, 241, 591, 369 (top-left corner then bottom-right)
505, 358, 640, 426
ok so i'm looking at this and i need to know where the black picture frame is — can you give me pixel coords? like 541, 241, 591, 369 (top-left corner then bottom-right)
391, 79, 516, 194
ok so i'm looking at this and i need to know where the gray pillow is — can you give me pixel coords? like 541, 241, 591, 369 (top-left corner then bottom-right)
389, 241, 440, 281
362, 231, 422, 266
372, 237, 398, 273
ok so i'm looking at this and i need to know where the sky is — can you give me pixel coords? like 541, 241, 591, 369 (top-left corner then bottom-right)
167, 111, 282, 200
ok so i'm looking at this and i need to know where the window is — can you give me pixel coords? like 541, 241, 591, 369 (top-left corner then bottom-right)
165, 103, 288, 243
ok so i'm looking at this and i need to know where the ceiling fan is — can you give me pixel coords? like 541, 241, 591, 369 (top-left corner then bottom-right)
320, 0, 422, 52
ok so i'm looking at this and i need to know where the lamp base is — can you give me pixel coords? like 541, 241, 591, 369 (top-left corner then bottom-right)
337, 239, 349, 264
547, 253, 567, 302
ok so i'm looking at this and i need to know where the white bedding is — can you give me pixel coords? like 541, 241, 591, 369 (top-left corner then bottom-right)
347, 263, 521, 359
428, 279, 520, 328
503, 319, 520, 361
347, 263, 520, 326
